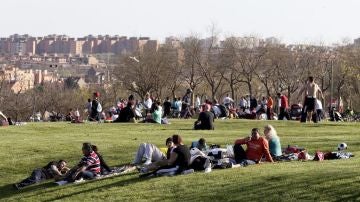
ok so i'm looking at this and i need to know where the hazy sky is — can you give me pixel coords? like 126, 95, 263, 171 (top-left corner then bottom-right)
1, 0, 360, 44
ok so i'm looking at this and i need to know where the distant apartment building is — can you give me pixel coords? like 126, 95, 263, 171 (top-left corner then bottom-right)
0, 66, 34, 92
10, 40, 27, 55
0, 34, 159, 56
165, 37, 181, 48
354, 38, 360, 47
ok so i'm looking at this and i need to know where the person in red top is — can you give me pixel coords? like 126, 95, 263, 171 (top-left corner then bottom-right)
277, 93, 290, 120
266, 96, 273, 120
233, 128, 273, 166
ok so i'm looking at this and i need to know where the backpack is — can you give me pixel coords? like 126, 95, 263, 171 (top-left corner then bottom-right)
97, 102, 102, 113
191, 156, 208, 171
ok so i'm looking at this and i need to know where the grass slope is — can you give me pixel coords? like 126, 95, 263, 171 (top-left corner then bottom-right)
0, 120, 359, 201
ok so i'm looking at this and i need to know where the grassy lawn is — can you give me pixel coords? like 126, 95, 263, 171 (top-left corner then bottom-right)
0, 120, 360, 202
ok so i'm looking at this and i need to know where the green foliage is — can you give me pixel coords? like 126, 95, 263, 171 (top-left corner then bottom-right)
0, 120, 359, 201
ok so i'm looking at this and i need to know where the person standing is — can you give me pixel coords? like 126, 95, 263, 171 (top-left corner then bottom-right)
266, 96, 274, 120
163, 97, 172, 118
297, 76, 324, 122
277, 92, 290, 120
143, 93, 153, 116
89, 92, 102, 121
195, 95, 201, 113
223, 94, 234, 108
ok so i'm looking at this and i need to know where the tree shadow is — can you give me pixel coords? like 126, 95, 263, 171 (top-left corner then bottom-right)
43, 173, 148, 201
0, 170, 138, 201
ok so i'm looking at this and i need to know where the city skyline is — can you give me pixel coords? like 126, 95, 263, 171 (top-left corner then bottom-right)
1, 0, 360, 45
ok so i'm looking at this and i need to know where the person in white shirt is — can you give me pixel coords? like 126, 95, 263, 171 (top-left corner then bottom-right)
223, 94, 234, 107
239, 97, 247, 111
195, 95, 201, 113
143, 93, 153, 115
315, 99, 323, 122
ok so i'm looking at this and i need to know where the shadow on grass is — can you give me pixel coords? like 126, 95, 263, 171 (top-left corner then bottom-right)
42, 173, 148, 201
0, 182, 56, 200
0, 171, 138, 201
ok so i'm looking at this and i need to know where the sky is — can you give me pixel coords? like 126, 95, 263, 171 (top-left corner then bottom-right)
1, 0, 360, 45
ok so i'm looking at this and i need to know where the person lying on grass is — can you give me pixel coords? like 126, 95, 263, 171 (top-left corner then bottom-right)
190, 138, 209, 152
62, 143, 101, 182
132, 137, 175, 166
14, 160, 69, 190
140, 134, 190, 175
234, 128, 274, 166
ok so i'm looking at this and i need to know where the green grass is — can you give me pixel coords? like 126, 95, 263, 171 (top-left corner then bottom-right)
1, 120, 360, 202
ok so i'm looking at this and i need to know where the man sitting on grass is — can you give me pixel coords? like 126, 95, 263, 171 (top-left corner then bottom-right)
194, 104, 214, 130
233, 128, 274, 166
14, 160, 69, 190
140, 134, 191, 176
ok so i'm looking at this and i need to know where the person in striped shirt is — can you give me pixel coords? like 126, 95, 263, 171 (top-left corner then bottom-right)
64, 143, 101, 182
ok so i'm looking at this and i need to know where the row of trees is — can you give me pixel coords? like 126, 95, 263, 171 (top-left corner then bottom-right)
1, 33, 359, 121
114, 34, 360, 111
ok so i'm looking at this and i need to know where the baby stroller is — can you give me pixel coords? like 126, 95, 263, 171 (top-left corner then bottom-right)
330, 107, 343, 122
218, 105, 229, 118
289, 104, 302, 120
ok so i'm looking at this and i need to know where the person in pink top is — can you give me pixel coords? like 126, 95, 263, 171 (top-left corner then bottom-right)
233, 128, 273, 166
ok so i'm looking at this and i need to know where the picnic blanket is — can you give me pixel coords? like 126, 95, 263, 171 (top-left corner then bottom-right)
55, 165, 137, 186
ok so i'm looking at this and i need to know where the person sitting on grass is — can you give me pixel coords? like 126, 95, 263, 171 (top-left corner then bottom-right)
143, 102, 162, 124
190, 138, 209, 152
194, 104, 214, 130
91, 145, 112, 175
140, 134, 190, 175
133, 137, 175, 166
263, 125, 282, 158
233, 128, 274, 166
14, 160, 69, 190
114, 102, 136, 123
63, 143, 101, 182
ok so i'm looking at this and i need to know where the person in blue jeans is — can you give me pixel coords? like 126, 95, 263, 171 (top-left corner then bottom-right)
14, 160, 69, 189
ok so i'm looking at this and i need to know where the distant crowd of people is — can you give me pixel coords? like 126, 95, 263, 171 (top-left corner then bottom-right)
0, 76, 344, 127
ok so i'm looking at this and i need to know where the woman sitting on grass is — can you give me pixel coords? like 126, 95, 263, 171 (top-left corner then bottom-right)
140, 134, 191, 175
264, 124, 282, 158
143, 102, 162, 124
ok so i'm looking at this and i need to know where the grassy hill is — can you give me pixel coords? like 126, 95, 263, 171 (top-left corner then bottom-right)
0, 120, 359, 201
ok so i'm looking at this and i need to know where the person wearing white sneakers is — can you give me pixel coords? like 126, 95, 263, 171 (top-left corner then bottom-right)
140, 134, 191, 176
133, 137, 174, 165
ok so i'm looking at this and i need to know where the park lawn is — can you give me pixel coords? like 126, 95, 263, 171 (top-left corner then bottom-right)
0, 120, 359, 202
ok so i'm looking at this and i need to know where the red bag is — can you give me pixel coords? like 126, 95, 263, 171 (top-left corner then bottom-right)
297, 151, 309, 160
314, 151, 324, 161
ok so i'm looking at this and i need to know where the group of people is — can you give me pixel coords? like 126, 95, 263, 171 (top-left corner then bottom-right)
14, 124, 282, 189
